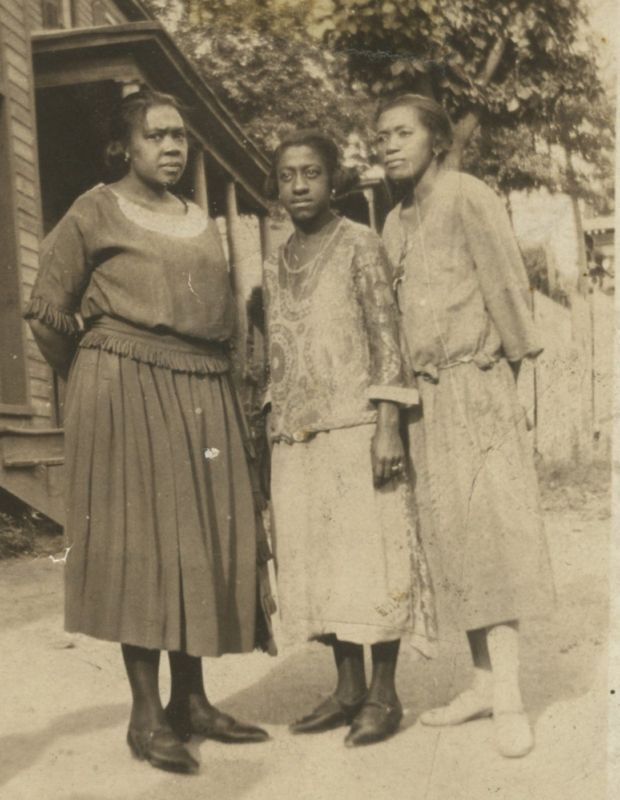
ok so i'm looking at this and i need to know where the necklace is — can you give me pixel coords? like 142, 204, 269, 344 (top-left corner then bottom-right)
282, 216, 343, 275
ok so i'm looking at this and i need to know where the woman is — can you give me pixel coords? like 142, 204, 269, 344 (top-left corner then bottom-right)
375, 94, 555, 758
25, 88, 272, 775
262, 129, 435, 747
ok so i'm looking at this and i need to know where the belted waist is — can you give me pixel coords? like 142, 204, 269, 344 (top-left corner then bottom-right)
414, 351, 501, 383
79, 316, 231, 375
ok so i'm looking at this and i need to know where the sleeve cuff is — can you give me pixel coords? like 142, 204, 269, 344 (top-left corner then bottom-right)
23, 297, 79, 335
367, 384, 419, 407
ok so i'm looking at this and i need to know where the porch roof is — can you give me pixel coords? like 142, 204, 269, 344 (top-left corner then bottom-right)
31, 22, 270, 211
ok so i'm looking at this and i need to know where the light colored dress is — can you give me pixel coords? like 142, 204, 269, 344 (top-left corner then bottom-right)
382, 170, 555, 636
264, 216, 436, 651
25, 185, 273, 657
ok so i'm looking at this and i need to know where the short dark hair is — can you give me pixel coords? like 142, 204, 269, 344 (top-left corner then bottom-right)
375, 93, 453, 160
105, 86, 188, 175
265, 128, 342, 200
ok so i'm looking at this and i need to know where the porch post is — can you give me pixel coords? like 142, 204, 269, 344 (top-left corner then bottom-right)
363, 187, 377, 231
259, 214, 272, 261
225, 180, 247, 377
193, 149, 208, 210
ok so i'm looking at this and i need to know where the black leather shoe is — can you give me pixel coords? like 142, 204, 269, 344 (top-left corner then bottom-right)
127, 725, 199, 774
344, 699, 403, 747
289, 694, 367, 735
165, 704, 270, 744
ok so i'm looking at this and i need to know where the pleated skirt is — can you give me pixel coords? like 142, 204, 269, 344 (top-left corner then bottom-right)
270, 425, 436, 654
408, 359, 555, 637
63, 345, 258, 657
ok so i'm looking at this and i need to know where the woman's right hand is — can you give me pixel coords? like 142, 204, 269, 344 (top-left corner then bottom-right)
28, 319, 77, 381
371, 401, 405, 488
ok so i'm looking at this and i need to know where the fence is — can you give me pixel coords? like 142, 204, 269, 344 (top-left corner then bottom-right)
521, 289, 615, 465
236, 210, 615, 468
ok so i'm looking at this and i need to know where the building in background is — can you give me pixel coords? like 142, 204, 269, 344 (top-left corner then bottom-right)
0, 0, 271, 522
583, 215, 615, 295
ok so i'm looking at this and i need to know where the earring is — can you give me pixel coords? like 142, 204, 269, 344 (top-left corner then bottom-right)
124, 152, 130, 163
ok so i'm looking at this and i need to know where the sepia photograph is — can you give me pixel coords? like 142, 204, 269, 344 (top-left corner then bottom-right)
0, 1, 617, 798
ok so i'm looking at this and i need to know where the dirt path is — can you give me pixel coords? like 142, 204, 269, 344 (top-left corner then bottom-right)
0, 490, 612, 800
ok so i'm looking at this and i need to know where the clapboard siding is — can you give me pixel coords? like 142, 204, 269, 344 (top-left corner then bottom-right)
20, 266, 37, 289
0, 6, 27, 38
12, 135, 35, 162
16, 174, 37, 197
0, 0, 24, 25
1, 25, 27, 53
6, 62, 30, 92
17, 192, 39, 219
75, 0, 95, 27
29, 375, 51, 398
5, 82, 31, 112
19, 246, 39, 269
10, 100, 34, 128
4, 40, 29, 73
0, 2, 52, 424
31, 396, 53, 418
28, 359, 53, 380
18, 209, 39, 235
1, 1, 153, 441
27, 339, 46, 362
27, 1, 43, 30
18, 228, 39, 252
15, 153, 37, 181
11, 118, 35, 147
26, 0, 133, 30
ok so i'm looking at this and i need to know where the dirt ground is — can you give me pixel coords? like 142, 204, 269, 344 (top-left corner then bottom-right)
0, 473, 614, 800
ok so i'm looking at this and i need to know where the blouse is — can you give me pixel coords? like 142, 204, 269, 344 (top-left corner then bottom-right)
263, 217, 418, 444
24, 185, 235, 374
382, 171, 542, 381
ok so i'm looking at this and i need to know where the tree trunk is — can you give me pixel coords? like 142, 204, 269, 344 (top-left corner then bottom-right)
444, 38, 507, 169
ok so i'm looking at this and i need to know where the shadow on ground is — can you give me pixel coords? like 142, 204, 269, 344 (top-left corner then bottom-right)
0, 703, 127, 788
218, 563, 607, 733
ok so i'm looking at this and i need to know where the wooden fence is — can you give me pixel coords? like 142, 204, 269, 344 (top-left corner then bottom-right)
235, 209, 615, 468
520, 289, 615, 465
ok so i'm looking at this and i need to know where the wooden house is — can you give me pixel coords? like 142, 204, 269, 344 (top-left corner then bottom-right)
0, 0, 273, 523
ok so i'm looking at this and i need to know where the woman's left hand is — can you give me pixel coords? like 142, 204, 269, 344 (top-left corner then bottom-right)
371, 402, 406, 488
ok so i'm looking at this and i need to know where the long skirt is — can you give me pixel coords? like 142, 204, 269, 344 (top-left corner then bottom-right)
63, 346, 259, 657
270, 424, 436, 654
408, 358, 555, 637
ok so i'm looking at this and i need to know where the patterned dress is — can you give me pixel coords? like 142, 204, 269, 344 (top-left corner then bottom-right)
264, 216, 436, 651
382, 170, 555, 637
25, 185, 273, 657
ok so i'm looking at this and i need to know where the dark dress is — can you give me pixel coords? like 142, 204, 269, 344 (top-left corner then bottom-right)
25, 185, 271, 657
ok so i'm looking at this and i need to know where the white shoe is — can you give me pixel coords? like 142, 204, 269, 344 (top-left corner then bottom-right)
419, 690, 493, 727
494, 710, 534, 758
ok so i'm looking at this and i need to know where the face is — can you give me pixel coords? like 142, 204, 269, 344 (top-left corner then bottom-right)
126, 105, 188, 188
276, 145, 331, 222
375, 105, 435, 182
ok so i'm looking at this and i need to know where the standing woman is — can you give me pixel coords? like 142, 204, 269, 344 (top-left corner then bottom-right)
375, 94, 555, 758
263, 130, 435, 747
25, 88, 271, 775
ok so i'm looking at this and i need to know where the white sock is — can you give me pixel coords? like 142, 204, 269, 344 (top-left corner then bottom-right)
487, 623, 524, 712
471, 666, 493, 700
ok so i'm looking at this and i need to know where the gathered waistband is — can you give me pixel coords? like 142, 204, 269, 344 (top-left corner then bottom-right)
79, 316, 231, 375
414, 351, 501, 382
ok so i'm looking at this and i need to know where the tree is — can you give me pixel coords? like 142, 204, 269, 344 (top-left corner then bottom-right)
146, 1, 612, 209
314, 0, 614, 206
145, 0, 373, 154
